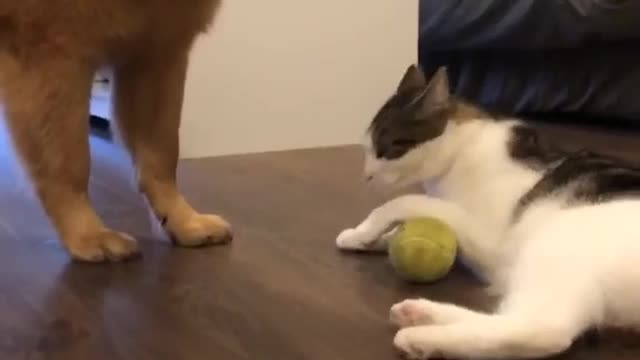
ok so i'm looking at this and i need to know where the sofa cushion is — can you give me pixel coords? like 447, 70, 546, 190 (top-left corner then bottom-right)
418, 0, 640, 123
419, 0, 640, 50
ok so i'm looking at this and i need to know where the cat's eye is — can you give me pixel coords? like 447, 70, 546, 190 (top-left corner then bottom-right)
377, 139, 415, 160
391, 138, 416, 147
384, 147, 408, 159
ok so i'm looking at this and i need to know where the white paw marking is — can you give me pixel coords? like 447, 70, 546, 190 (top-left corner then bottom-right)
390, 299, 433, 328
394, 328, 435, 360
335, 228, 370, 249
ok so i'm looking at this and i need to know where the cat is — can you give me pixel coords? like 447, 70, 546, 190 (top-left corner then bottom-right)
0, 0, 231, 262
336, 64, 640, 359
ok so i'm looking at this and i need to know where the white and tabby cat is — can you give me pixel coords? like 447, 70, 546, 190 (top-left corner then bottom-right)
336, 65, 640, 359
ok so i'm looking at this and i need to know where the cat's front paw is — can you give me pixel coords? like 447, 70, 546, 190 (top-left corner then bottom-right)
336, 228, 371, 250
394, 327, 436, 360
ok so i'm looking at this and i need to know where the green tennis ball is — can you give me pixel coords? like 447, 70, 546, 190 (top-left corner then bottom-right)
388, 217, 457, 283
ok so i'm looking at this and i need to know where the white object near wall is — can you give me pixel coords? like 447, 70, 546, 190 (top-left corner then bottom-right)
90, 68, 114, 120
180, 0, 418, 158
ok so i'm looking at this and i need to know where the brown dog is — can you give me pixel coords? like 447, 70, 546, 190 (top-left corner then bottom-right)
0, 0, 232, 262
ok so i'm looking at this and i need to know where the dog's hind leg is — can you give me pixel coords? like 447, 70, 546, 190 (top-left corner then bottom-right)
113, 48, 232, 247
2, 57, 139, 262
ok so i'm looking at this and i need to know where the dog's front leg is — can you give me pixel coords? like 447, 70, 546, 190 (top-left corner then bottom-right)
113, 47, 232, 247
3, 57, 139, 262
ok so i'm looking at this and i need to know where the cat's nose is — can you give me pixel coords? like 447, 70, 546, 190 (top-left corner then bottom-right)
365, 175, 374, 182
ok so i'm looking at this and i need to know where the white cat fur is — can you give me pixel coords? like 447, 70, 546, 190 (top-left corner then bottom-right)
337, 118, 640, 359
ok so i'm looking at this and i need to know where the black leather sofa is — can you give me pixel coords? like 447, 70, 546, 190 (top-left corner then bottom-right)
418, 0, 640, 125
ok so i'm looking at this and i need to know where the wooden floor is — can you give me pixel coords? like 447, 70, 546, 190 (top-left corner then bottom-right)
0, 121, 640, 360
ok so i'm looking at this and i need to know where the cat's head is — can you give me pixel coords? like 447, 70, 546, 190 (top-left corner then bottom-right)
363, 64, 461, 188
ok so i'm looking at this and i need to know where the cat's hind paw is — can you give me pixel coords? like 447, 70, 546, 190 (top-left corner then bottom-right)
390, 299, 435, 328
394, 327, 436, 359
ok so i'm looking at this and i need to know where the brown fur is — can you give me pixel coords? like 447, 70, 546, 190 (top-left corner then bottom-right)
450, 98, 491, 123
0, 0, 231, 262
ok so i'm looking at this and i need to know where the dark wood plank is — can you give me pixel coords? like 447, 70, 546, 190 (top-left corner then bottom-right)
0, 122, 639, 360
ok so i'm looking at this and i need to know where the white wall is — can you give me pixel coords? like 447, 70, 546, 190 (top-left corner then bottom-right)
180, 0, 418, 158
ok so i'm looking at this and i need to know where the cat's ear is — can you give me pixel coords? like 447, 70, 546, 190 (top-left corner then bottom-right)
414, 66, 451, 122
397, 64, 426, 93
423, 66, 450, 106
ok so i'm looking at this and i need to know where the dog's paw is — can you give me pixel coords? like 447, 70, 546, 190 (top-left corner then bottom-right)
167, 213, 233, 247
68, 229, 140, 262
390, 299, 435, 328
394, 327, 436, 360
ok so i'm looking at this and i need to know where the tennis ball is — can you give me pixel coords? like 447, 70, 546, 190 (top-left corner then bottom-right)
388, 217, 457, 283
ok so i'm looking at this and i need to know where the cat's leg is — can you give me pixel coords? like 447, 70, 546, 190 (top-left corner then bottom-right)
337, 195, 463, 249
393, 313, 581, 360
336, 226, 397, 252
113, 49, 232, 246
2, 56, 139, 261
336, 194, 495, 272
393, 251, 593, 359
390, 298, 490, 328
